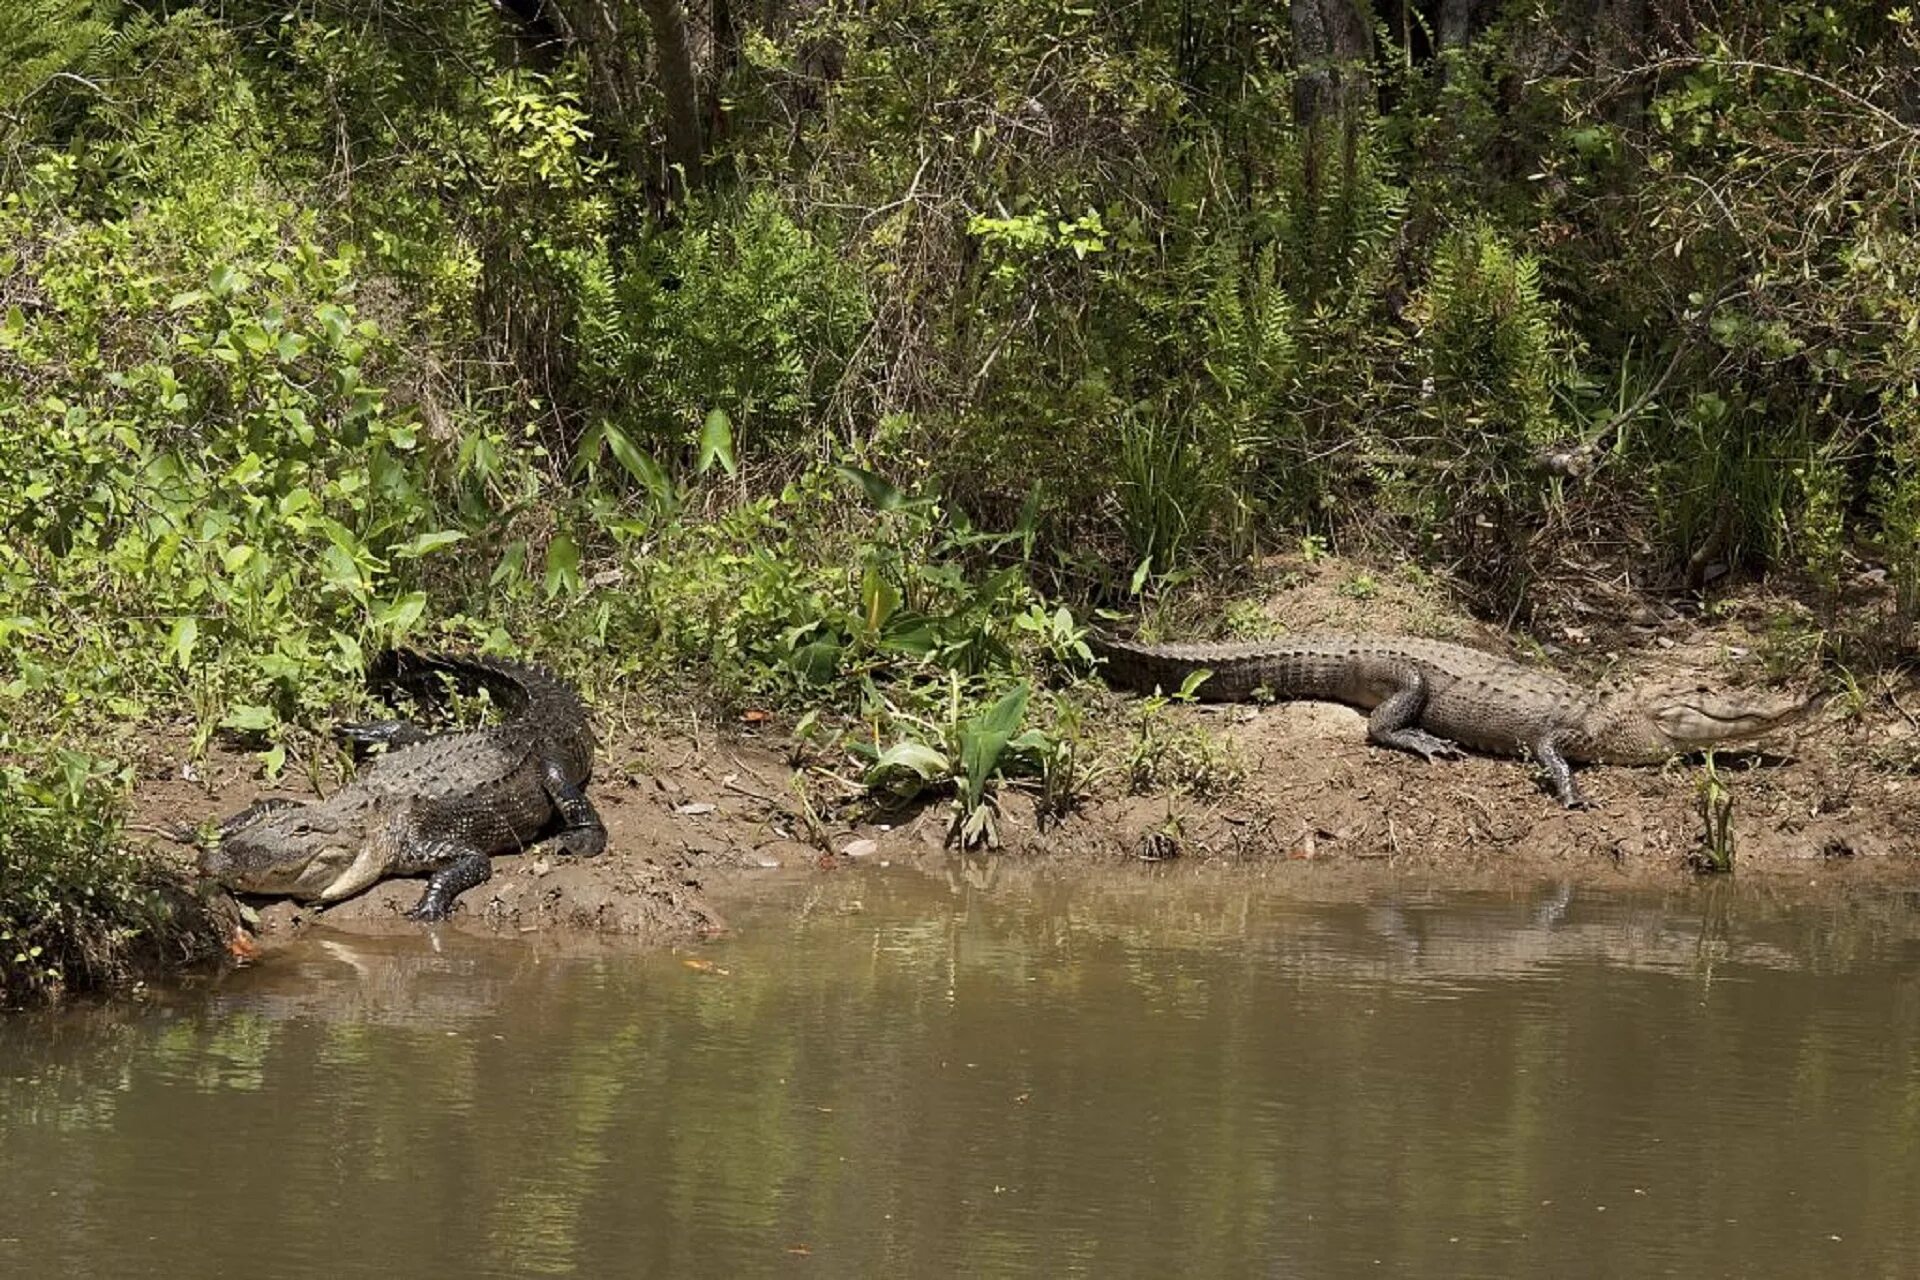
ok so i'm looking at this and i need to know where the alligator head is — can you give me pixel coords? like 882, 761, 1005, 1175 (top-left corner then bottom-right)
1599, 684, 1821, 763
198, 801, 405, 903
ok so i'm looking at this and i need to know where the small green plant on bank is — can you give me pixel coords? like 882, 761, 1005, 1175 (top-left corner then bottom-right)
1124, 670, 1246, 798
856, 677, 1058, 848
1691, 753, 1735, 874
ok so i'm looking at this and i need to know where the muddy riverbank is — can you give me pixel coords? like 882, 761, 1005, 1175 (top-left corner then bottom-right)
106, 567, 1920, 963
123, 689, 1916, 960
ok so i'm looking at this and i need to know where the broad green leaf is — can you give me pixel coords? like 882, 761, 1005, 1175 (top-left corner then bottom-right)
834, 464, 907, 511
375, 591, 428, 632
221, 544, 255, 574
866, 740, 950, 783
959, 682, 1029, 805
697, 408, 737, 476
605, 425, 675, 505
1176, 669, 1213, 700
225, 453, 264, 487
873, 615, 939, 657
166, 616, 199, 669
1129, 557, 1153, 595
544, 533, 581, 599
316, 304, 350, 343
491, 540, 528, 588
569, 422, 604, 480
392, 530, 467, 559
219, 704, 277, 733
319, 543, 367, 600
860, 563, 901, 632
787, 637, 842, 685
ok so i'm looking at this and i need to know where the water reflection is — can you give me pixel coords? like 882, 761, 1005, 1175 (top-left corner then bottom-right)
3, 869, 1920, 1277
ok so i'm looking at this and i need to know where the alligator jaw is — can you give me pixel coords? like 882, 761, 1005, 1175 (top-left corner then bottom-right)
203, 826, 364, 900
1643, 688, 1821, 756
317, 820, 406, 903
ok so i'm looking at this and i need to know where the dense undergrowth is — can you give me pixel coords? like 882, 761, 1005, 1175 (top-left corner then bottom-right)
3, 0, 1916, 998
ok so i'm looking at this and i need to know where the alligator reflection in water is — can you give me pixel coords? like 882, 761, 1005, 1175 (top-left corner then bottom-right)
4, 870, 1920, 1277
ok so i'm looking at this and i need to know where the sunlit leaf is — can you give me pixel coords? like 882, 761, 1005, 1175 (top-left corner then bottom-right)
860, 563, 901, 632
697, 408, 737, 477
319, 543, 366, 599
605, 425, 676, 506
392, 530, 466, 559
959, 682, 1029, 806
865, 740, 950, 784
375, 591, 428, 633
166, 616, 199, 669
544, 533, 581, 599
219, 704, 277, 733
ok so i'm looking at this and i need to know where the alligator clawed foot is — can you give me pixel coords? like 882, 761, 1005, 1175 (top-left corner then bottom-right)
405, 899, 454, 923
1389, 729, 1464, 763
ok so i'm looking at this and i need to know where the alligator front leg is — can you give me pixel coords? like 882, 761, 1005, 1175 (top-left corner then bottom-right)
1531, 735, 1590, 808
1366, 673, 1465, 762
537, 758, 608, 858
394, 839, 494, 921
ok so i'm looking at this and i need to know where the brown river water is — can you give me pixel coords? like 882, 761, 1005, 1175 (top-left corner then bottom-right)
4, 866, 1920, 1278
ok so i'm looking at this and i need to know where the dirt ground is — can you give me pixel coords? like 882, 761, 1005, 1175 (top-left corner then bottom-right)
124, 556, 1920, 956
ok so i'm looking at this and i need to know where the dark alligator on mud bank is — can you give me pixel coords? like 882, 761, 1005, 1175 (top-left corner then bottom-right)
1092, 632, 1818, 807
195, 650, 605, 920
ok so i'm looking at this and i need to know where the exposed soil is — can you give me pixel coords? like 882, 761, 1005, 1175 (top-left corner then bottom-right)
122, 556, 1920, 960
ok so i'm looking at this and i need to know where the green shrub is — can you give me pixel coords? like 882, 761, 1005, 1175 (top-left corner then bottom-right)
0, 744, 154, 1003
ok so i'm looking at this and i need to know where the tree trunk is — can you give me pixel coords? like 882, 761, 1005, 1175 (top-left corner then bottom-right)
636, 0, 704, 194
1290, 0, 1372, 133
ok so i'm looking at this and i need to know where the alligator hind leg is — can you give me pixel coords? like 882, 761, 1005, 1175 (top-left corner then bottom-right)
1366, 674, 1465, 762
398, 840, 494, 921
536, 758, 607, 858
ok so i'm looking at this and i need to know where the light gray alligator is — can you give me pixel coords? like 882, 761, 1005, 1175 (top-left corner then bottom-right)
1092, 632, 1816, 806
195, 650, 605, 920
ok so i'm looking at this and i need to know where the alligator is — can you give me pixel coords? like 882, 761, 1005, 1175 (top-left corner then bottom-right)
1091, 632, 1816, 806
194, 650, 606, 920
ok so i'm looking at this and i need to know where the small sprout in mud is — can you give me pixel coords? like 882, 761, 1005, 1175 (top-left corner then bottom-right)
1690, 752, 1735, 873
1298, 534, 1330, 565
1338, 574, 1380, 601
1825, 667, 1868, 723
